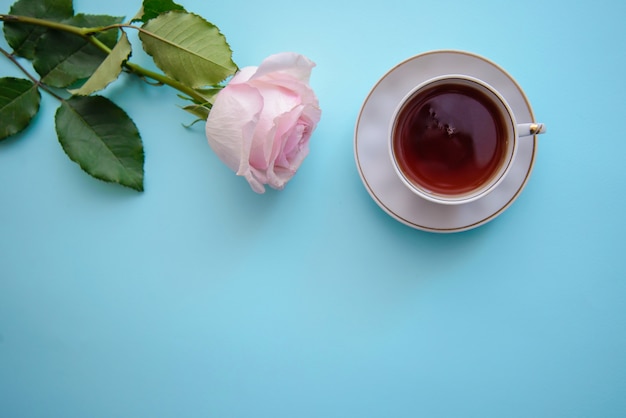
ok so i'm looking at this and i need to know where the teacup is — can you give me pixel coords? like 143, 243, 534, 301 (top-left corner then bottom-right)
389, 74, 545, 205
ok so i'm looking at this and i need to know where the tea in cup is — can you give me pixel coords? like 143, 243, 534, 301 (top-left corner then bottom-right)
390, 74, 545, 205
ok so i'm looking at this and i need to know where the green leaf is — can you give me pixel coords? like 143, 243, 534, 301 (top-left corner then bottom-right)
193, 87, 222, 105
0, 77, 41, 140
182, 103, 209, 121
139, 0, 185, 23
33, 14, 123, 88
3, 0, 74, 59
69, 31, 132, 96
139, 11, 237, 88
55, 95, 144, 191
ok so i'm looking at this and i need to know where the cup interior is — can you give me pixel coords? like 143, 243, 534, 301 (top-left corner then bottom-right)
390, 75, 517, 205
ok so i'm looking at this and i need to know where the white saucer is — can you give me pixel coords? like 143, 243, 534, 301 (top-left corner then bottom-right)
354, 50, 538, 233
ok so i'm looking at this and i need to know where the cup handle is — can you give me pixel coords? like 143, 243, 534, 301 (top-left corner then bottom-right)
518, 123, 546, 137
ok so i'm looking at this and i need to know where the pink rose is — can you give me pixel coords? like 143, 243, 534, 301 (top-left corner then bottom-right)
205, 52, 321, 193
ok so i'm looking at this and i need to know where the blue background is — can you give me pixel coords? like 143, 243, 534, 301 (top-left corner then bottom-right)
1, 0, 625, 417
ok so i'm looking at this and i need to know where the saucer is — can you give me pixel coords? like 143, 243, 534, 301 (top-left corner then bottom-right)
354, 50, 538, 233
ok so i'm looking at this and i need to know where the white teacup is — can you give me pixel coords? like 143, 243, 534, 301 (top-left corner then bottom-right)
389, 74, 545, 205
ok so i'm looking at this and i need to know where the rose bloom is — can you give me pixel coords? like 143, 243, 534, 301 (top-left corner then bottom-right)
205, 52, 321, 193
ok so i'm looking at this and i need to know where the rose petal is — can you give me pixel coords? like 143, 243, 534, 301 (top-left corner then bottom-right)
243, 167, 267, 193
264, 106, 314, 189
228, 66, 257, 85
251, 52, 316, 83
206, 83, 263, 175
247, 83, 300, 171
